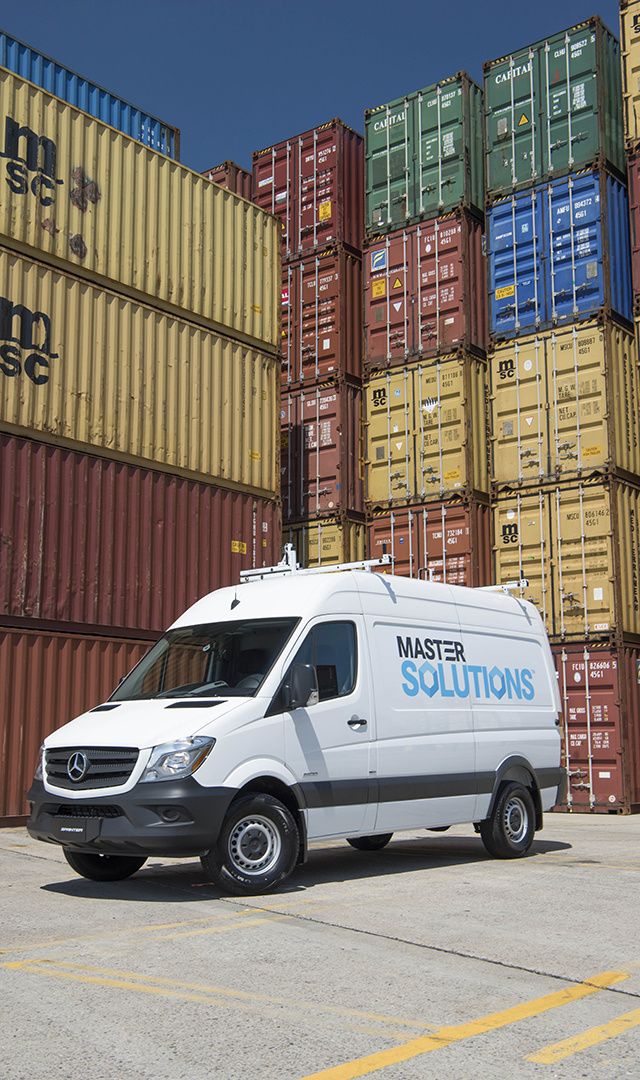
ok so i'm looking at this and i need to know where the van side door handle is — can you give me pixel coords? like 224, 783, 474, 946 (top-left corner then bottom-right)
348, 718, 367, 728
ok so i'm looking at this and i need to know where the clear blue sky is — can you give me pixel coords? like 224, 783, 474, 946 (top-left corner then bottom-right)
1, 1, 622, 173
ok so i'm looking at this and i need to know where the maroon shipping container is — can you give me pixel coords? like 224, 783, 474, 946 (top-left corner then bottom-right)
281, 246, 362, 387
552, 642, 640, 814
201, 161, 253, 201
253, 119, 364, 258
364, 211, 487, 371
366, 498, 490, 586
628, 154, 640, 298
0, 628, 150, 823
0, 435, 280, 636
280, 379, 364, 522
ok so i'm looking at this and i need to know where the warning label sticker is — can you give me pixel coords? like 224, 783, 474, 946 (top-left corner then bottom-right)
392, 277, 403, 289
583, 445, 601, 457
496, 285, 515, 299
231, 540, 247, 554
518, 113, 529, 126
393, 301, 403, 312
319, 200, 331, 221
373, 280, 386, 298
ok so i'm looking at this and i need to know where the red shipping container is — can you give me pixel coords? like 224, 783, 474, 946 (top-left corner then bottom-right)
280, 379, 363, 522
0, 435, 280, 636
201, 160, 253, 201
0, 627, 151, 823
627, 154, 640, 297
552, 642, 640, 814
366, 498, 490, 586
281, 247, 362, 387
253, 119, 364, 258
364, 211, 487, 370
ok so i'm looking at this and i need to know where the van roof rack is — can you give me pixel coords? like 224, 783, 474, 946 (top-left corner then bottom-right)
477, 579, 529, 593
240, 544, 392, 582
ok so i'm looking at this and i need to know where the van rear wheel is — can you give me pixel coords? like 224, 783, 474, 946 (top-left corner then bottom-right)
63, 849, 147, 881
201, 794, 299, 896
347, 834, 393, 851
480, 782, 535, 859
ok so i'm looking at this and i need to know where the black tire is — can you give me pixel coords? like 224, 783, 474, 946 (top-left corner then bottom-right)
480, 782, 535, 859
201, 794, 299, 896
347, 833, 393, 851
63, 849, 147, 881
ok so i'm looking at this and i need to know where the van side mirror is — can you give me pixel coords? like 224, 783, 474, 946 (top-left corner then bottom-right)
287, 664, 319, 710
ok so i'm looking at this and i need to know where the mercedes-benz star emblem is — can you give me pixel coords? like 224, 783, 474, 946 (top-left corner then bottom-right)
67, 751, 88, 782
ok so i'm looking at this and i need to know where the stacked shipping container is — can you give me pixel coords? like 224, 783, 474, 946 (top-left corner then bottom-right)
362, 74, 490, 585
485, 14, 640, 812
253, 120, 366, 563
0, 59, 281, 823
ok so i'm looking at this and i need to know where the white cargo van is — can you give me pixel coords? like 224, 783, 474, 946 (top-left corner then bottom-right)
27, 548, 564, 895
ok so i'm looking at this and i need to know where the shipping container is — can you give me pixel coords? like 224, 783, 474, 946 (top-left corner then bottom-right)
281, 246, 362, 387
252, 118, 364, 258
0, 627, 151, 823
201, 161, 253, 201
620, 0, 640, 149
487, 168, 633, 339
0, 248, 278, 497
0, 433, 280, 635
490, 319, 640, 487
492, 477, 640, 641
364, 72, 483, 235
626, 153, 640, 296
280, 378, 363, 521
0, 29, 179, 158
363, 211, 486, 370
283, 515, 366, 568
484, 17, 625, 198
0, 68, 279, 350
365, 354, 489, 506
366, 498, 490, 586
553, 641, 640, 813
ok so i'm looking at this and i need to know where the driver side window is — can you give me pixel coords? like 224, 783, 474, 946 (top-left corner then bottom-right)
291, 622, 357, 702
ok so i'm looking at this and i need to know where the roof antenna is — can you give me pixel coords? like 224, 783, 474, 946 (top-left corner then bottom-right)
231, 589, 240, 610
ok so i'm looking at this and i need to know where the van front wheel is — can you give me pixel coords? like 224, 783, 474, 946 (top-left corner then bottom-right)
480, 782, 535, 859
201, 794, 299, 896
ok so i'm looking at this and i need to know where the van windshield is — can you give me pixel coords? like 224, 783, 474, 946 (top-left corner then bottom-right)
110, 618, 299, 700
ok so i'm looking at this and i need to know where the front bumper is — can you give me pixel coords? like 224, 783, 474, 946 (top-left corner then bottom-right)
26, 778, 236, 857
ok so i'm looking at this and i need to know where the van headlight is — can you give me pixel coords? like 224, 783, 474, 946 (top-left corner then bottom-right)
33, 745, 45, 781
140, 737, 215, 783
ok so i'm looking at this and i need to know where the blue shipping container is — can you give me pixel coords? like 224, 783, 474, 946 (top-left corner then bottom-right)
0, 29, 179, 159
487, 170, 632, 339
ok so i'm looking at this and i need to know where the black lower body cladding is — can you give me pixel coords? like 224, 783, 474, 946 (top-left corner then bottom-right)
26, 778, 236, 858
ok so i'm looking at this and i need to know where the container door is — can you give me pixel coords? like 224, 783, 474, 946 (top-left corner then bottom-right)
365, 369, 416, 504
492, 490, 552, 634
415, 81, 465, 218
485, 47, 539, 196
545, 173, 604, 326
542, 26, 600, 180
364, 232, 412, 369
284, 617, 375, 838
366, 99, 413, 233
488, 187, 545, 337
490, 335, 547, 485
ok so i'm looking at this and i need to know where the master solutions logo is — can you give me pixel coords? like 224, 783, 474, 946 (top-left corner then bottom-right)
397, 635, 535, 701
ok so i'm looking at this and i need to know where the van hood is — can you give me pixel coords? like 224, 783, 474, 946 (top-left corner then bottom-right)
43, 697, 248, 751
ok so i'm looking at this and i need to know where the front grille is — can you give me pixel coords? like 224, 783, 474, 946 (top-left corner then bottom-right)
45, 747, 139, 790
54, 804, 122, 819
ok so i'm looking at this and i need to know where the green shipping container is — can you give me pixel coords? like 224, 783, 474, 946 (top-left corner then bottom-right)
484, 16, 625, 200
364, 72, 483, 237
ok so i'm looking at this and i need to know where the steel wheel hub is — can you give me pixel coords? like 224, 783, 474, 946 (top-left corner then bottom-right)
503, 796, 528, 843
228, 815, 281, 875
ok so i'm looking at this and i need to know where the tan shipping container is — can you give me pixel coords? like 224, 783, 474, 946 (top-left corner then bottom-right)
365, 354, 489, 506
492, 477, 640, 641
0, 68, 279, 352
283, 515, 366, 567
621, 1, 640, 149
0, 247, 278, 497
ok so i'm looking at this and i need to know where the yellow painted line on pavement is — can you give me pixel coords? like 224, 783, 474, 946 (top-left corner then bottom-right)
294, 972, 629, 1080
527, 1006, 640, 1062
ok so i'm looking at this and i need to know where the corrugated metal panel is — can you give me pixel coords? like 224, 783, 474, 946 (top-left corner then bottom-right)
0, 30, 179, 158
0, 248, 279, 496
365, 355, 489, 505
0, 68, 279, 350
364, 72, 484, 235
283, 515, 366, 567
252, 119, 364, 258
367, 499, 490, 586
492, 478, 640, 641
620, 1, 640, 149
490, 319, 640, 486
201, 161, 253, 201
626, 154, 640, 296
280, 379, 363, 521
0, 433, 280, 634
484, 17, 625, 198
0, 628, 150, 822
364, 212, 487, 370
487, 169, 633, 340
281, 247, 362, 387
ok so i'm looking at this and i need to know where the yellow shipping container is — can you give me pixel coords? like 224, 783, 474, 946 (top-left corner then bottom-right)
283, 516, 366, 567
0, 247, 278, 497
365, 354, 489, 506
621, 0, 640, 147
492, 478, 640, 640
490, 320, 640, 488
0, 68, 279, 352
